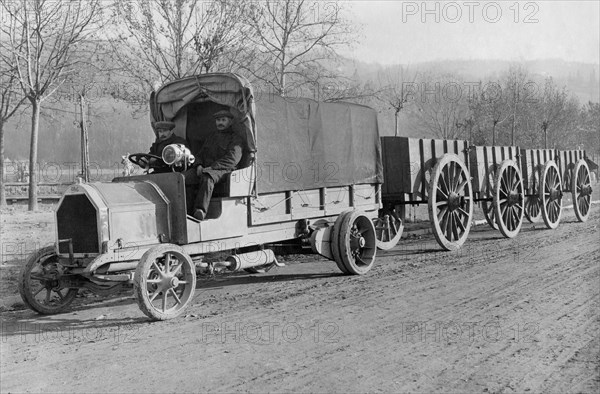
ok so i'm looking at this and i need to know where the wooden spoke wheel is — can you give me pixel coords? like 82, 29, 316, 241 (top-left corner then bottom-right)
428, 154, 473, 251
524, 166, 542, 223
19, 246, 79, 314
493, 160, 525, 238
572, 159, 592, 222
481, 199, 498, 230
373, 207, 404, 250
331, 210, 377, 275
540, 160, 563, 230
134, 245, 196, 320
482, 165, 499, 230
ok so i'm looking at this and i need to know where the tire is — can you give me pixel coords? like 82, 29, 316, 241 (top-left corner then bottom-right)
493, 160, 525, 238
572, 159, 592, 222
332, 210, 377, 275
134, 244, 196, 320
482, 164, 499, 230
524, 166, 542, 223
428, 154, 474, 251
331, 211, 351, 274
481, 199, 498, 230
540, 160, 563, 230
373, 207, 403, 250
19, 246, 78, 314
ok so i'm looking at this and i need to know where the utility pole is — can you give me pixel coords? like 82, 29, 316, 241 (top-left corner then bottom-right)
511, 88, 517, 146
77, 93, 90, 182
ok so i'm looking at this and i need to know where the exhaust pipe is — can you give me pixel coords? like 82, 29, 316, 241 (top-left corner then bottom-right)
225, 249, 279, 272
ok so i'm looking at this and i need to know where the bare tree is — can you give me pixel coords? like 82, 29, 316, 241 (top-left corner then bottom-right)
0, 64, 28, 206
503, 64, 530, 146
241, 0, 357, 97
376, 66, 418, 136
0, 0, 103, 210
110, 0, 250, 91
470, 81, 511, 145
410, 73, 470, 140
535, 77, 569, 149
579, 102, 600, 162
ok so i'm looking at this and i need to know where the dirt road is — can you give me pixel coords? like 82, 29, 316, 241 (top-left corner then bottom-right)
1, 207, 599, 393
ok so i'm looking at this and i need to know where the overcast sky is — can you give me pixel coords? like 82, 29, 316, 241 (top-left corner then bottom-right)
342, 0, 600, 65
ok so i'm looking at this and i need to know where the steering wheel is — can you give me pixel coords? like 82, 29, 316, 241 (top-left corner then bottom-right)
128, 153, 169, 172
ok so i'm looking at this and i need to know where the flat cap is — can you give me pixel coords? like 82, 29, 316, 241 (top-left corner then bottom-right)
213, 109, 234, 119
154, 121, 176, 130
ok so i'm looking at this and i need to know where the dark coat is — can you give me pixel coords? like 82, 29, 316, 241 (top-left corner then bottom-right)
195, 128, 243, 181
149, 134, 189, 157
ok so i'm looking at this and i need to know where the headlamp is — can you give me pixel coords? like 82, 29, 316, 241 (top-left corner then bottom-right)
162, 144, 195, 167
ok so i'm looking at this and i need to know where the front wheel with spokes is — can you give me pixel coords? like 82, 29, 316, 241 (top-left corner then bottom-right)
134, 244, 196, 320
19, 246, 79, 314
428, 154, 474, 251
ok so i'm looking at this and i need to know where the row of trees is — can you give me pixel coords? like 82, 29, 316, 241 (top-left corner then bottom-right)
376, 65, 599, 156
1, 1, 598, 209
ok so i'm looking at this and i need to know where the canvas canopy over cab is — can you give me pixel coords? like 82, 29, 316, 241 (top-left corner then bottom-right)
149, 72, 383, 194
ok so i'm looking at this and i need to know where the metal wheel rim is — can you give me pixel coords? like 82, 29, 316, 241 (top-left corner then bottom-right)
136, 248, 196, 319
347, 215, 377, 267
524, 195, 542, 223
524, 167, 542, 223
481, 199, 498, 229
482, 165, 499, 230
429, 155, 473, 251
373, 209, 403, 250
19, 247, 78, 314
572, 160, 592, 222
494, 160, 524, 238
540, 161, 562, 229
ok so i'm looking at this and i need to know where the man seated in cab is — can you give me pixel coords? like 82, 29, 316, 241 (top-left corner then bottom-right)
185, 109, 243, 221
139, 121, 188, 174
142, 120, 189, 172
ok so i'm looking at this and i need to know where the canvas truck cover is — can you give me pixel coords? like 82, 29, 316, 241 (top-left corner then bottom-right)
254, 95, 383, 193
150, 73, 383, 194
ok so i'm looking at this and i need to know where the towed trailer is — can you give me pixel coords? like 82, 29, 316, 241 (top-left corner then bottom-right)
556, 149, 592, 223
468, 145, 525, 238
19, 73, 383, 320
380, 136, 474, 251
520, 148, 592, 229
378, 137, 594, 251
378, 137, 523, 250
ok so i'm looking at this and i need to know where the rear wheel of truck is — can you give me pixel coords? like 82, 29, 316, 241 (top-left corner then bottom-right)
332, 210, 377, 275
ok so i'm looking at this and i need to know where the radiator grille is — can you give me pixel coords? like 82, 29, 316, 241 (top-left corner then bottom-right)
57, 195, 99, 254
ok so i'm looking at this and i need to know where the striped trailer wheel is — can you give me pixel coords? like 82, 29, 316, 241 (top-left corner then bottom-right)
540, 160, 563, 229
492, 160, 525, 238
572, 159, 592, 222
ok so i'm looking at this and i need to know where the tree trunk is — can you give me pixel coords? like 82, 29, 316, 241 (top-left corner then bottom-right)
0, 119, 6, 206
28, 99, 40, 211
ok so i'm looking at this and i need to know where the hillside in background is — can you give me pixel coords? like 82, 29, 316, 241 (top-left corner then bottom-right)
3, 58, 598, 167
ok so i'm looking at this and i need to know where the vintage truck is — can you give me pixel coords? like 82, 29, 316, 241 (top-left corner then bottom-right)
19, 73, 385, 320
